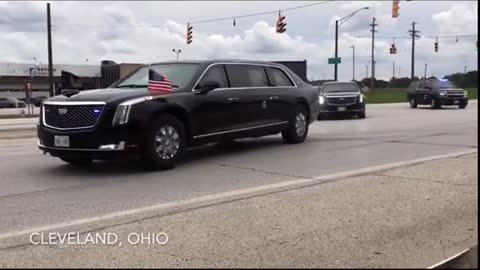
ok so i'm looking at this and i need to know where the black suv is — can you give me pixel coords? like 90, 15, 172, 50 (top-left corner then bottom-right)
38, 60, 320, 169
406, 79, 468, 109
317, 82, 366, 119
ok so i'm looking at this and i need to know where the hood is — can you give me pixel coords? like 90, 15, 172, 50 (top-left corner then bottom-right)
323, 91, 360, 97
46, 88, 149, 104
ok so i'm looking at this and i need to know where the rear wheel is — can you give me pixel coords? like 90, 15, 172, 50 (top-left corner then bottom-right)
409, 98, 417, 108
282, 104, 309, 144
142, 114, 186, 170
59, 157, 92, 166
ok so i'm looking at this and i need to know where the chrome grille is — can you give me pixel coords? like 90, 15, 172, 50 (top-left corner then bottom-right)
445, 90, 464, 98
326, 96, 357, 106
43, 103, 105, 130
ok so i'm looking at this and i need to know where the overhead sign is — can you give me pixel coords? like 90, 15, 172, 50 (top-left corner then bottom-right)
328, 57, 341, 64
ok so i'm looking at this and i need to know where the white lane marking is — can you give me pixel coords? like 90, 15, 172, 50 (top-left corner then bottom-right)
427, 247, 471, 269
0, 149, 477, 241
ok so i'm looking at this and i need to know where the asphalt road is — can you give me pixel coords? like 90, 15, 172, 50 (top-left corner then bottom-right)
0, 102, 477, 240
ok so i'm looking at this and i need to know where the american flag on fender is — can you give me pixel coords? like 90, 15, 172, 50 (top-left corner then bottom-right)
148, 69, 173, 94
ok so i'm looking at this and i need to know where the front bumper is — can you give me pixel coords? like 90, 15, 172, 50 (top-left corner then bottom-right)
37, 124, 142, 159
319, 102, 365, 114
438, 96, 468, 106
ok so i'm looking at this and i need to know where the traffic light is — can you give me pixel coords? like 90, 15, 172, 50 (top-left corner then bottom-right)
276, 14, 286, 33
186, 23, 193, 45
389, 44, 397, 54
434, 41, 438, 52
392, 0, 400, 18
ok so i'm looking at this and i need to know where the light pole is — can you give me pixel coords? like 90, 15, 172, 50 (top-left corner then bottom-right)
334, 7, 369, 81
464, 65, 467, 73
392, 61, 396, 79
424, 63, 428, 79
349, 45, 355, 81
172, 49, 182, 61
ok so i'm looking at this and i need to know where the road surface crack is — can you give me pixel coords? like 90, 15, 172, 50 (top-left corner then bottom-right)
215, 163, 314, 179
373, 173, 477, 187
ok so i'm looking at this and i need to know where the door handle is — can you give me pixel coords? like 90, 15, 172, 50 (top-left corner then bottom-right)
269, 96, 279, 100
228, 97, 240, 101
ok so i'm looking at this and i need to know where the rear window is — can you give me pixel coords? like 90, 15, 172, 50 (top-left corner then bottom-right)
225, 65, 269, 88
266, 67, 294, 87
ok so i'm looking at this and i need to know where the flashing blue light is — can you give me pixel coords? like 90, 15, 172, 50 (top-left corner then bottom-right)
93, 108, 102, 118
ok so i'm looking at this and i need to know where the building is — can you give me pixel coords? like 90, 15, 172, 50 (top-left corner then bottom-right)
0, 62, 101, 99
274, 60, 308, 82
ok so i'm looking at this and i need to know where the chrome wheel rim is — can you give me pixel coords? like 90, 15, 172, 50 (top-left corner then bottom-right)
295, 112, 307, 136
154, 125, 180, 160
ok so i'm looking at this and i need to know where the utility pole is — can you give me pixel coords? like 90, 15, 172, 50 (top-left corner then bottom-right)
408, 22, 420, 79
366, 62, 369, 78
464, 65, 467, 73
424, 63, 427, 79
369, 17, 378, 91
350, 45, 355, 81
47, 3, 54, 97
392, 61, 396, 78
334, 20, 339, 81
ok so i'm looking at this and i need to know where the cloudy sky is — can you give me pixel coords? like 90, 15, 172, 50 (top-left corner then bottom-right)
0, 1, 477, 81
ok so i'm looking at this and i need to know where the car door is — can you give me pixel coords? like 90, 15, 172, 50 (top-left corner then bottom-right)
224, 64, 269, 129
190, 64, 233, 137
263, 66, 296, 123
416, 81, 430, 104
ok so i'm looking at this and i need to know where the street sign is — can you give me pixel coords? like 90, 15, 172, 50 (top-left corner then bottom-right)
328, 57, 341, 64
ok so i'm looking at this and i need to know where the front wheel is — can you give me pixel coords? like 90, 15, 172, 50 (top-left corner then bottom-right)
431, 98, 441, 109
59, 157, 92, 166
142, 114, 186, 170
358, 111, 366, 119
459, 101, 467, 109
282, 104, 309, 144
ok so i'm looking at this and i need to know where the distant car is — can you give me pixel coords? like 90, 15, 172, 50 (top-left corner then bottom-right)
0, 97, 26, 108
317, 82, 366, 119
406, 79, 468, 109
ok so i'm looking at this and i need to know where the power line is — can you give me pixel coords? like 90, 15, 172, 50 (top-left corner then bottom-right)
352, 34, 477, 39
189, 1, 334, 24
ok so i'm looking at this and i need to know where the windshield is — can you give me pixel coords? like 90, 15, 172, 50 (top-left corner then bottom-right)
116, 63, 200, 89
429, 80, 456, 89
322, 83, 359, 93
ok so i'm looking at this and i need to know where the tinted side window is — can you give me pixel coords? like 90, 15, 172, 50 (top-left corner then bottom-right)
197, 65, 229, 89
225, 65, 269, 88
266, 67, 294, 87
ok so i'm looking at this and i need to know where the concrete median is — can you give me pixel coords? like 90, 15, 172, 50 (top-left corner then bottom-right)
0, 117, 38, 140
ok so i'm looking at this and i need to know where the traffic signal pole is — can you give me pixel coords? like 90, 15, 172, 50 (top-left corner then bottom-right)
369, 17, 377, 91
47, 3, 54, 97
408, 22, 420, 79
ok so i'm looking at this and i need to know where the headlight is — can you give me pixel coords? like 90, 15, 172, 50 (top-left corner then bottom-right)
439, 91, 446, 96
319, 95, 325, 105
112, 104, 131, 126
359, 94, 364, 103
464, 90, 468, 97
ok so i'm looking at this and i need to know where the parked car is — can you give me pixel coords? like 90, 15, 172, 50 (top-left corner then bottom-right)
406, 79, 468, 109
317, 81, 366, 119
0, 97, 26, 108
38, 60, 320, 169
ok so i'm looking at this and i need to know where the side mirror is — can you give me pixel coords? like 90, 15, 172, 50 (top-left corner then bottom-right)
196, 81, 220, 94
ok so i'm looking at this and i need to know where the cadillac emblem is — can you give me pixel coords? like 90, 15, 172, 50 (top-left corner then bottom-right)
58, 108, 68, 115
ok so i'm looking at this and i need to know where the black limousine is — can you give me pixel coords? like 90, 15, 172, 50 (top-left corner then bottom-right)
38, 60, 320, 169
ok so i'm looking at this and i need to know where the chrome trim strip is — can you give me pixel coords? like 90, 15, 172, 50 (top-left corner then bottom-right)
193, 121, 288, 139
38, 143, 125, 152
42, 102, 106, 131
192, 62, 298, 92
43, 101, 106, 106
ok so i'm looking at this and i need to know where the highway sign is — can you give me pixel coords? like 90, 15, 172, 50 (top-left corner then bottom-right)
328, 57, 341, 64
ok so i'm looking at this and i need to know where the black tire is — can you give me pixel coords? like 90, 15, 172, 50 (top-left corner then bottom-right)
409, 98, 417, 108
142, 114, 186, 170
282, 104, 309, 144
430, 98, 441, 109
358, 111, 366, 119
459, 102, 467, 109
59, 157, 92, 166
